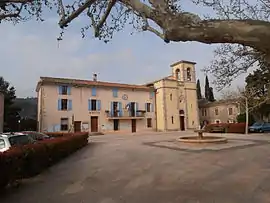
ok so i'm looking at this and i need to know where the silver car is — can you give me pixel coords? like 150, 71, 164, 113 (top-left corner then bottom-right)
0, 133, 35, 152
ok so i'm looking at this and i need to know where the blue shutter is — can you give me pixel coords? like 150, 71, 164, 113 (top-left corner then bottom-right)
88, 99, 91, 111
118, 102, 123, 117
127, 102, 131, 116
67, 86, 71, 95
92, 87, 97, 96
135, 102, 138, 116
110, 102, 114, 117
58, 86, 62, 95
97, 100, 101, 111
58, 99, 61, 110
112, 88, 118, 97
68, 100, 72, 111
151, 103, 154, 112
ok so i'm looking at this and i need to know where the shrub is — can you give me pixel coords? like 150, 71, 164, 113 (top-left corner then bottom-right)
45, 132, 88, 138
227, 123, 246, 134
0, 132, 88, 189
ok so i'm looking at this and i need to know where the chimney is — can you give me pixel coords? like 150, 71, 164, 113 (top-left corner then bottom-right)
93, 73, 97, 81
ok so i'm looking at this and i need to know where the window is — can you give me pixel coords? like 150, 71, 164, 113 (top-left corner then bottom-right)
0, 139, 5, 149
88, 99, 101, 111
187, 68, 191, 81
175, 69, 180, 80
60, 118, 69, 131
146, 103, 151, 112
201, 109, 207, 116
171, 116, 174, 124
59, 85, 70, 95
228, 107, 233, 115
215, 119, 220, 124
215, 108, 219, 115
147, 118, 152, 128
112, 88, 118, 97
170, 93, 172, 101
61, 99, 68, 110
58, 99, 72, 111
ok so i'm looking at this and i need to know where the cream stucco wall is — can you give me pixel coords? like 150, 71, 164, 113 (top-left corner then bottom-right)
38, 84, 156, 133
154, 61, 199, 131
200, 103, 240, 124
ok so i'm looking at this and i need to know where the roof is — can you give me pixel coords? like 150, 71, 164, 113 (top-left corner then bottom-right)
170, 60, 196, 67
36, 77, 152, 92
145, 75, 177, 86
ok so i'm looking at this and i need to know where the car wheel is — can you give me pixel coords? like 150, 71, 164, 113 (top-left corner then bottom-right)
259, 129, 264, 133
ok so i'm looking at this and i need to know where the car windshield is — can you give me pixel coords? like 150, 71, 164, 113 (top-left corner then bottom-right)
9, 135, 33, 146
0, 139, 5, 149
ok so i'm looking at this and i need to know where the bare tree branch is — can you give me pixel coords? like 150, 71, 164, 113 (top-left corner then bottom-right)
58, 0, 97, 28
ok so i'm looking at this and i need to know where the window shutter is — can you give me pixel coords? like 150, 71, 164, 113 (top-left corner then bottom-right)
97, 100, 101, 111
145, 103, 147, 111
118, 102, 122, 117
92, 87, 97, 96
151, 103, 154, 112
110, 102, 114, 117
67, 86, 71, 95
58, 86, 62, 95
55, 124, 60, 132
58, 99, 61, 110
88, 99, 91, 111
135, 102, 139, 116
68, 100, 72, 111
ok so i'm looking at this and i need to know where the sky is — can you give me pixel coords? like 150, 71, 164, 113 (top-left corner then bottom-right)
0, 1, 250, 98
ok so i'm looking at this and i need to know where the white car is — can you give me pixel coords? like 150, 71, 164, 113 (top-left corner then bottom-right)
0, 133, 35, 152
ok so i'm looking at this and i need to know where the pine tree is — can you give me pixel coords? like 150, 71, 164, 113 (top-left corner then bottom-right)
196, 79, 202, 99
205, 75, 210, 100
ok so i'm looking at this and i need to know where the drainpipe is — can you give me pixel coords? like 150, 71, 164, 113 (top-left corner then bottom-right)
154, 88, 158, 131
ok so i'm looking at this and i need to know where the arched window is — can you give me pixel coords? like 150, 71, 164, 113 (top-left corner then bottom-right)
175, 68, 180, 80
187, 67, 191, 81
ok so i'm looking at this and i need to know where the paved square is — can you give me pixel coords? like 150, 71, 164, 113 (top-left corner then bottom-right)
2, 132, 270, 203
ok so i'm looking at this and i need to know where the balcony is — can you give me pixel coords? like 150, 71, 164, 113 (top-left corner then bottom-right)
105, 109, 146, 120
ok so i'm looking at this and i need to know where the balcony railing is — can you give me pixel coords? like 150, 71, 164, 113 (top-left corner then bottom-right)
105, 109, 146, 119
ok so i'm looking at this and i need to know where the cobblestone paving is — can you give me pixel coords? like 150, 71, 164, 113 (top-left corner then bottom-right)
1, 132, 270, 203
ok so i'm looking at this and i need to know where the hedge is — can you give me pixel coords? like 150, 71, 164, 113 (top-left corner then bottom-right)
205, 123, 246, 134
0, 132, 88, 189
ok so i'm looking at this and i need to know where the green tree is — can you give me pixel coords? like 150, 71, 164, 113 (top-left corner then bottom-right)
204, 75, 210, 101
0, 77, 19, 130
196, 79, 202, 100
237, 113, 255, 126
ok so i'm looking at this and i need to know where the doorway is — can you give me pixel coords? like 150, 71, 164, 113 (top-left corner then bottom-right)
180, 116, 185, 131
74, 121, 81, 132
130, 102, 135, 117
91, 116, 98, 132
131, 119, 136, 132
113, 119, 119, 131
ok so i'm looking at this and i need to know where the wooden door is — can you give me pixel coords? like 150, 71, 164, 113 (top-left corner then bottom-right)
131, 119, 136, 133
180, 116, 185, 131
114, 119, 119, 131
91, 116, 98, 132
74, 121, 81, 132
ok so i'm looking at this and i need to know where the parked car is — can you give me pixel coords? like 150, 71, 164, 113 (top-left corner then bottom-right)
0, 132, 36, 152
20, 131, 53, 141
249, 122, 270, 133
